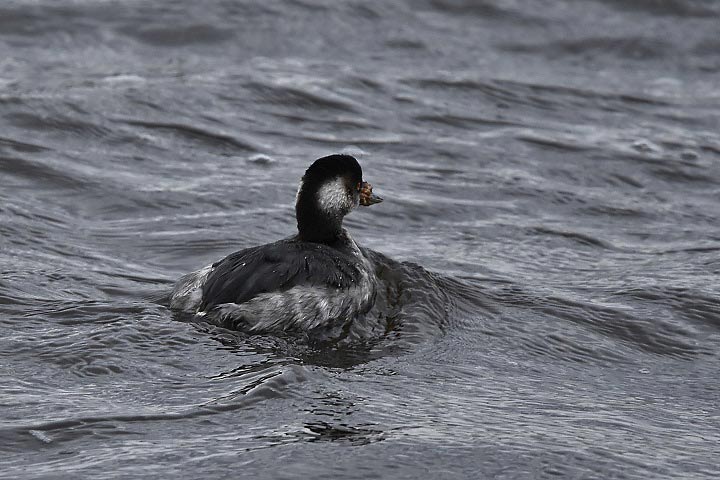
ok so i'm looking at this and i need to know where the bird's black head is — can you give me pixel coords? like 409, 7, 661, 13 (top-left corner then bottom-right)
295, 154, 382, 243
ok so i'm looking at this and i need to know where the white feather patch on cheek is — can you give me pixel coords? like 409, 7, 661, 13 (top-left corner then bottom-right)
316, 177, 351, 215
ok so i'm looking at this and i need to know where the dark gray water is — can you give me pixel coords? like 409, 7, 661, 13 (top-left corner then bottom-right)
2, 1, 720, 478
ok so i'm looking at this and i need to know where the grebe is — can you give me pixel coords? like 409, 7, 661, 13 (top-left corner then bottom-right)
170, 154, 383, 332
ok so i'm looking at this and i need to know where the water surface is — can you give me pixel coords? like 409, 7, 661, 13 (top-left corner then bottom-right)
1, 1, 720, 478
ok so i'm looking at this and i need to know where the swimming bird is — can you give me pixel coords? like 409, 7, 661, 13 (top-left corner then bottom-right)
170, 154, 383, 332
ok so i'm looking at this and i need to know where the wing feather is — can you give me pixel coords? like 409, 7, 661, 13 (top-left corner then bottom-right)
200, 240, 360, 310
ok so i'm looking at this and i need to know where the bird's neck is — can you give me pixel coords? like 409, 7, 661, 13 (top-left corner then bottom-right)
296, 192, 344, 243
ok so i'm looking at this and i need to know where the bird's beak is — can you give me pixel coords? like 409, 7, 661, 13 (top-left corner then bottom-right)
359, 181, 383, 206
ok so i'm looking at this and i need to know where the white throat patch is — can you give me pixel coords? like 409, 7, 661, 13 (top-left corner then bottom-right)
316, 177, 353, 216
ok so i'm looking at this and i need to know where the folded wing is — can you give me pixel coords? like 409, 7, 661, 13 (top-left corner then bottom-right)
200, 240, 361, 310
